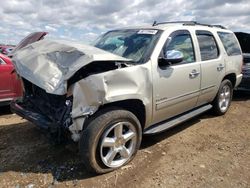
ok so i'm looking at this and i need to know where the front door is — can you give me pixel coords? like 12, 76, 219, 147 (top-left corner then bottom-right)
152, 30, 201, 124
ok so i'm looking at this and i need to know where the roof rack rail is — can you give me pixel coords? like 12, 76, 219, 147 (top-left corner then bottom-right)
152, 21, 226, 29
152, 21, 197, 26
212, 25, 227, 29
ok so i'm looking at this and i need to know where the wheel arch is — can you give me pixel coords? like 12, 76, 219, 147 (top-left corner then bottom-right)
97, 99, 146, 130
223, 73, 236, 88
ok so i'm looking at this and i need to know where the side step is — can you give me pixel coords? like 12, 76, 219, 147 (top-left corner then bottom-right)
144, 104, 212, 135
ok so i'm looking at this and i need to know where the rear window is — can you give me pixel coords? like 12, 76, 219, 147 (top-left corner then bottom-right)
196, 31, 219, 61
218, 32, 241, 56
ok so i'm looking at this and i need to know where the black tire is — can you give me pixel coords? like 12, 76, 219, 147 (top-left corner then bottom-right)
79, 108, 142, 174
212, 79, 233, 115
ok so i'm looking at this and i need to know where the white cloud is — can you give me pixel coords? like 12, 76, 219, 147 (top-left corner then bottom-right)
45, 25, 57, 32
0, 0, 249, 45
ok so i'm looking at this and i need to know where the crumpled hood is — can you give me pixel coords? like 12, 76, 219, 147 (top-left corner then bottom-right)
12, 39, 131, 95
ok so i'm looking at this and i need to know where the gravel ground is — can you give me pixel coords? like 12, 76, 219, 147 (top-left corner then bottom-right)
0, 91, 249, 188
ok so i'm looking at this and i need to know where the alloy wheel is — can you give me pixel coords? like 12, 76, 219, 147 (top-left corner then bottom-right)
218, 84, 231, 112
100, 121, 137, 168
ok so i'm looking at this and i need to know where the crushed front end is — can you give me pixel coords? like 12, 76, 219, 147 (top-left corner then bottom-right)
10, 39, 133, 142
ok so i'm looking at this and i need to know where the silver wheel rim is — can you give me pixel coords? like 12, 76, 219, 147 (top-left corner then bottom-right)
219, 85, 231, 112
100, 121, 137, 168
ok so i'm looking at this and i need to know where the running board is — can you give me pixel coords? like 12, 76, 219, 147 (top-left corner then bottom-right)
144, 104, 212, 135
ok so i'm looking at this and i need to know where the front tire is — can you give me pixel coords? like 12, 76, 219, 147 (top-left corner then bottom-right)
212, 79, 233, 115
79, 108, 142, 174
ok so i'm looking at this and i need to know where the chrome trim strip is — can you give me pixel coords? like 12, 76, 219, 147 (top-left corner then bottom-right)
0, 90, 11, 93
0, 97, 13, 102
156, 90, 200, 105
200, 85, 216, 91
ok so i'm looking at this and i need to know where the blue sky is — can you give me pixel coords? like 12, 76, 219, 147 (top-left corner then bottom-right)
0, 0, 249, 45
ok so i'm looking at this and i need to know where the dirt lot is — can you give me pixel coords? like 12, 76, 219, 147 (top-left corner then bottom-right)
0, 91, 249, 188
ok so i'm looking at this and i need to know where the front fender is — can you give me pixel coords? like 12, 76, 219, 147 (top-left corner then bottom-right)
69, 64, 153, 139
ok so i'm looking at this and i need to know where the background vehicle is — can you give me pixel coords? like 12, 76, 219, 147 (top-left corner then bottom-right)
237, 53, 250, 91
0, 46, 15, 55
0, 53, 22, 106
235, 32, 250, 91
11, 22, 243, 174
8, 32, 48, 57
2, 47, 14, 55
0, 32, 47, 106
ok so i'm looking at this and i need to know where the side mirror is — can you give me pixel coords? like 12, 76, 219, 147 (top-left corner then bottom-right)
158, 50, 184, 67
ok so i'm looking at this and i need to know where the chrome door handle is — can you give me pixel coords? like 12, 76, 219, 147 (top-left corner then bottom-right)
217, 64, 225, 71
189, 70, 200, 78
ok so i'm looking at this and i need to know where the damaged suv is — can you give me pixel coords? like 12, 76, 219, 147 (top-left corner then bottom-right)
11, 22, 243, 174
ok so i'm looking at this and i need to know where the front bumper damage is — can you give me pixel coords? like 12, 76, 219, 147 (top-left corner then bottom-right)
10, 96, 95, 142
11, 101, 51, 130
10, 76, 100, 142
11, 101, 69, 143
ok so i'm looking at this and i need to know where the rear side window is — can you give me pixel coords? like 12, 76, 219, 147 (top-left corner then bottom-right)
218, 32, 241, 56
196, 31, 219, 61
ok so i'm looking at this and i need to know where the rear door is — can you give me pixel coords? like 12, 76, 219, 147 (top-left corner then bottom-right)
195, 30, 225, 106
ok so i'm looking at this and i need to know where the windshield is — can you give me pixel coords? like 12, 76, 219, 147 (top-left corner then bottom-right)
93, 29, 160, 63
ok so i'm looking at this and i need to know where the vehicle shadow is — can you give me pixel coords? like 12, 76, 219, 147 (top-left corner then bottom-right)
0, 105, 12, 115
0, 122, 96, 183
141, 115, 205, 149
233, 90, 250, 101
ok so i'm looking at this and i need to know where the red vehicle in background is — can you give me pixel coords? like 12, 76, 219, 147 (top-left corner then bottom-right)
0, 32, 48, 106
0, 53, 22, 106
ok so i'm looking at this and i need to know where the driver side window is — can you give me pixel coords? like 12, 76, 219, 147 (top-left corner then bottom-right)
162, 30, 195, 64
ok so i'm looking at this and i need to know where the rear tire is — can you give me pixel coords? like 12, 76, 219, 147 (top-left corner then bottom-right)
79, 108, 142, 174
212, 79, 233, 115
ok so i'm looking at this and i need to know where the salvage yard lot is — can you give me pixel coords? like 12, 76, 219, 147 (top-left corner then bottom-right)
0, 91, 249, 188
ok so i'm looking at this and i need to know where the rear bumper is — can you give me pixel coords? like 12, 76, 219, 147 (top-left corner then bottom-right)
10, 101, 52, 130
235, 74, 243, 88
